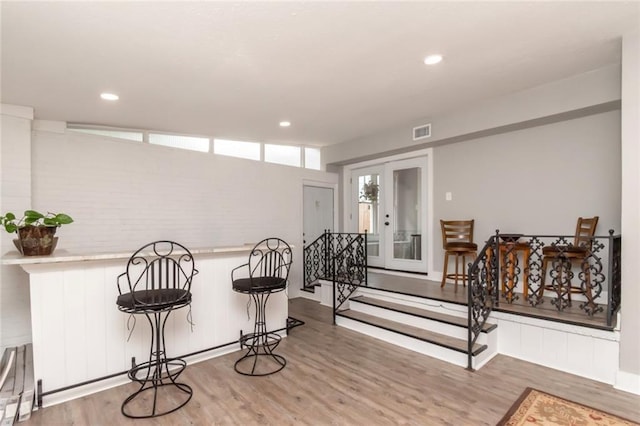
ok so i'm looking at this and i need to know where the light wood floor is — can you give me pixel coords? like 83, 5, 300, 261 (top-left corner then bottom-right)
24, 298, 639, 425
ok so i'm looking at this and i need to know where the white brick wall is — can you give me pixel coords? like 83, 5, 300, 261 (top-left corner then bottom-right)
2, 122, 337, 347
32, 130, 337, 252
1, 109, 34, 348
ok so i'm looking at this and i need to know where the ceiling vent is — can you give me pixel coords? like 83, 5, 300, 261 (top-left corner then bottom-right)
412, 123, 431, 141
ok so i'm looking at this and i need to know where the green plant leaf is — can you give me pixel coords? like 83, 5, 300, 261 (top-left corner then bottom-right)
4, 212, 15, 221
54, 213, 74, 224
24, 210, 44, 220
43, 218, 57, 226
5, 223, 17, 233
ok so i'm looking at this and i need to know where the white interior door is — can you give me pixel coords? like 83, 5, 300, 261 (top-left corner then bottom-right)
303, 185, 334, 245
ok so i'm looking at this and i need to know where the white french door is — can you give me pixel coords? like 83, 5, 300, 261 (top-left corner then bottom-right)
351, 156, 428, 273
352, 165, 385, 267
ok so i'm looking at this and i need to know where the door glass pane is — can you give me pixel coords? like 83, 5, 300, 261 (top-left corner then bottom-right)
393, 167, 421, 260
358, 174, 380, 257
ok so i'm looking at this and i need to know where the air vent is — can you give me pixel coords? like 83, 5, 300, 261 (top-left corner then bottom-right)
413, 123, 431, 141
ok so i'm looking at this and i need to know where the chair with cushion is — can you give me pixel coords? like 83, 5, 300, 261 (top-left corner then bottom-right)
232, 238, 292, 376
440, 220, 477, 289
540, 216, 599, 305
116, 241, 197, 418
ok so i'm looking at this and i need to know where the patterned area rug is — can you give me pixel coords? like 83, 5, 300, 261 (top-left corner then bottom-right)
497, 387, 639, 426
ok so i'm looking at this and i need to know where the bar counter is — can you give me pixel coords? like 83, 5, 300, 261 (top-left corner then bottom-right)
1, 245, 289, 407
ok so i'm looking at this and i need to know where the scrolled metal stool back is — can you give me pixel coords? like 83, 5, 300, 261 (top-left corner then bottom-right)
116, 240, 198, 418
231, 237, 292, 376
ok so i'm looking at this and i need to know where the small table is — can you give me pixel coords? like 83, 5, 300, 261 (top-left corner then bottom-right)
485, 235, 531, 303
499, 241, 531, 303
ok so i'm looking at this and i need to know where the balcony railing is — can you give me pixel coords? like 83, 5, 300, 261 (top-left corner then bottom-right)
467, 230, 621, 370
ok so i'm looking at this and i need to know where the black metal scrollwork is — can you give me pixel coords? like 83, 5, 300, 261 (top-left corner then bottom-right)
333, 234, 367, 314
467, 234, 498, 370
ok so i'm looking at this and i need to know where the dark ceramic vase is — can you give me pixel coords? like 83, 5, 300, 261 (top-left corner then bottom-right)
16, 225, 58, 256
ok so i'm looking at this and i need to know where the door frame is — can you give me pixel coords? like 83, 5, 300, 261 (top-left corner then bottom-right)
343, 148, 434, 275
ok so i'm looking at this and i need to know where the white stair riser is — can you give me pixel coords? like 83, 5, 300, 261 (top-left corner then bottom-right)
355, 288, 468, 319
349, 300, 490, 345
298, 289, 321, 303
472, 330, 499, 369
473, 346, 498, 370
336, 316, 469, 368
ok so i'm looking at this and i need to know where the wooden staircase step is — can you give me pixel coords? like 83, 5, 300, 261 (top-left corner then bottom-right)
351, 295, 497, 333
336, 309, 487, 356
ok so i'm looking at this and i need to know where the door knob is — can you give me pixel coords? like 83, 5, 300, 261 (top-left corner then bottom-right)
385, 221, 390, 226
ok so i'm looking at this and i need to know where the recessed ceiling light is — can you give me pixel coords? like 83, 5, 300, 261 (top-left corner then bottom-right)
100, 93, 119, 101
423, 54, 443, 65
279, 121, 291, 127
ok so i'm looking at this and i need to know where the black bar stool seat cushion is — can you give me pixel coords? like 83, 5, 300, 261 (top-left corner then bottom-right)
232, 277, 286, 294
116, 289, 191, 311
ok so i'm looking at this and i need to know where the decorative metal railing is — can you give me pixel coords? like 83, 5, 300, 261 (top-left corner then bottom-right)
467, 235, 499, 370
332, 233, 367, 324
303, 231, 367, 290
466, 230, 622, 370
492, 231, 621, 318
607, 233, 622, 326
303, 230, 332, 290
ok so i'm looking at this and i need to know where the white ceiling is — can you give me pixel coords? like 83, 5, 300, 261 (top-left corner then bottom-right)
1, 2, 638, 147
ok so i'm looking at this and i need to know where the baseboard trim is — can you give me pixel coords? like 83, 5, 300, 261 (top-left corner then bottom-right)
615, 369, 640, 395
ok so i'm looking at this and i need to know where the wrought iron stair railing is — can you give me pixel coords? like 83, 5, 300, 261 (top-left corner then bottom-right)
467, 234, 498, 371
302, 230, 332, 291
332, 233, 367, 324
303, 231, 367, 291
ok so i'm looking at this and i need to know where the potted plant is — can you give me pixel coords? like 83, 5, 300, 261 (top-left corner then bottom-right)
360, 180, 379, 203
1, 210, 73, 256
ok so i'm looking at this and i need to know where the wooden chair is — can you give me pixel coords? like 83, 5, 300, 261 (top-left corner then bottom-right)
440, 220, 477, 289
540, 216, 599, 303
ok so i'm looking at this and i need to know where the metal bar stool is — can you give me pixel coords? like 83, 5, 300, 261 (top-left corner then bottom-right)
231, 238, 292, 376
116, 241, 197, 418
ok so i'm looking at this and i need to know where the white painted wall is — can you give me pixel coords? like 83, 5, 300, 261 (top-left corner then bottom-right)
0, 119, 338, 348
434, 110, 621, 262
0, 106, 34, 349
619, 28, 640, 394
323, 65, 621, 166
